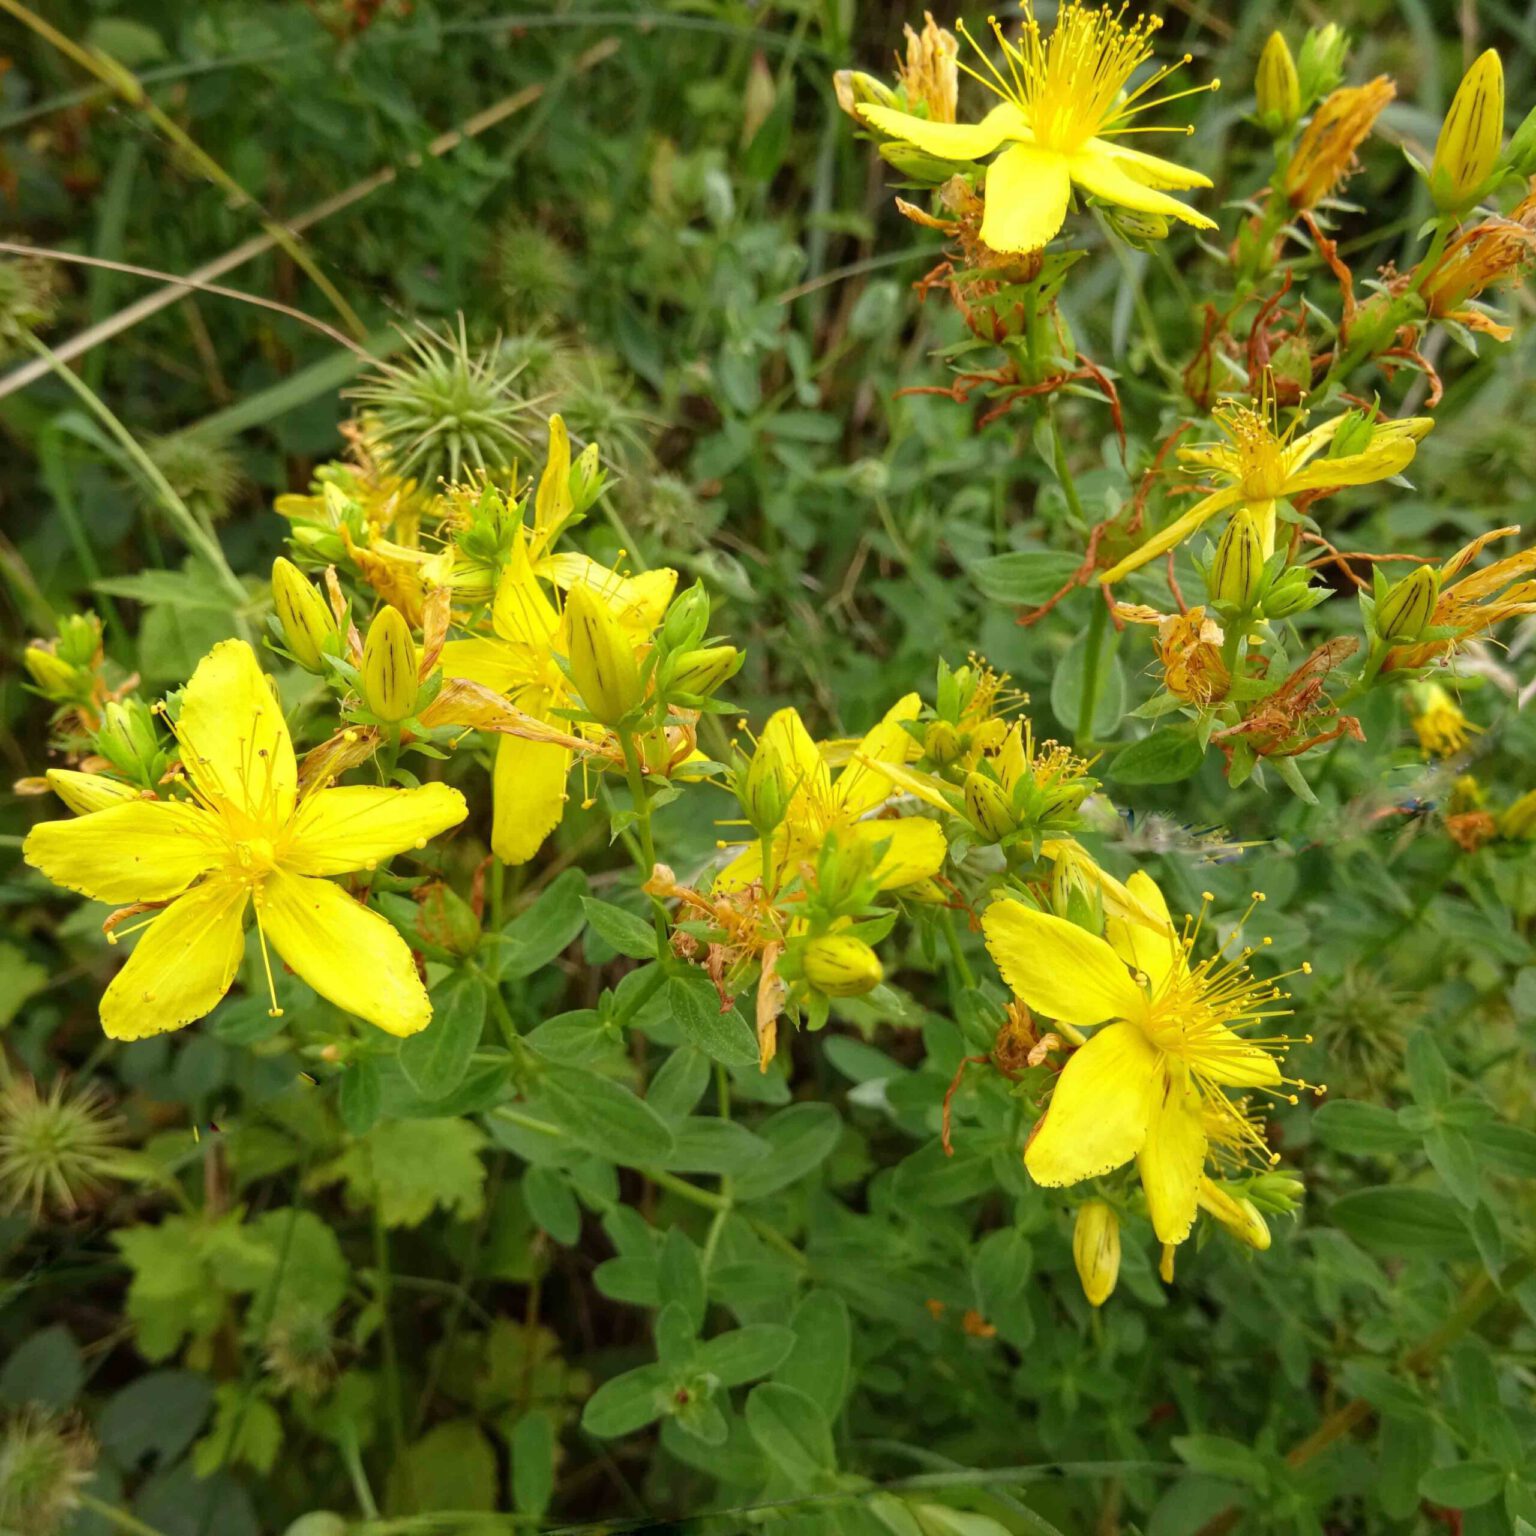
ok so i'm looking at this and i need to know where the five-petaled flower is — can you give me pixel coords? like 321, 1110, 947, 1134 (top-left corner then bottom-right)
858, 1, 1218, 254
23, 640, 466, 1041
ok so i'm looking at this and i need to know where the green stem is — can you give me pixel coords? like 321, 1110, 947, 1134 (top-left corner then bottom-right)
75, 1496, 169, 1536
643, 1166, 730, 1211
372, 1211, 409, 1494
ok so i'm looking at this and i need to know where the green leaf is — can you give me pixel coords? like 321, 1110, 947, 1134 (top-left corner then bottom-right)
338, 1060, 382, 1138
1329, 1188, 1478, 1259
662, 1118, 773, 1177
394, 1420, 498, 1512
497, 870, 590, 979
1406, 1030, 1452, 1108
97, 1371, 212, 1469
745, 1382, 836, 1489
775, 1291, 851, 1419
969, 550, 1082, 606
1417, 1462, 1507, 1508
1172, 1434, 1271, 1490
326, 1117, 488, 1228
522, 1166, 581, 1245
194, 1383, 282, 1477
1424, 1125, 1481, 1209
535, 1060, 676, 1166
582, 1363, 669, 1437
1109, 728, 1205, 785
659, 1228, 707, 1333
732, 1103, 842, 1201
1050, 636, 1125, 739
511, 1411, 556, 1518
698, 1325, 795, 1387
582, 897, 659, 959
668, 975, 760, 1068
0, 1325, 82, 1410
1312, 1099, 1417, 1155
398, 972, 485, 1101
1465, 1120, 1536, 1178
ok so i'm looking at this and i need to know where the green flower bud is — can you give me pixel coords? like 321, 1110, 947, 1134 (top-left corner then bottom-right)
565, 583, 643, 727
1326, 409, 1377, 461
1507, 102, 1536, 176
97, 700, 163, 782
1296, 24, 1349, 108
668, 644, 741, 699
1209, 509, 1266, 610
801, 934, 883, 998
1097, 204, 1171, 250
272, 557, 337, 673
1255, 32, 1301, 137
1375, 566, 1440, 644
661, 581, 712, 652
742, 737, 793, 833
1500, 787, 1536, 841
1245, 1170, 1306, 1216
833, 69, 900, 119
415, 881, 482, 956
361, 606, 419, 722
55, 613, 102, 669
924, 719, 962, 766
1072, 1200, 1120, 1307
569, 441, 606, 514
964, 770, 1017, 841
1430, 49, 1504, 211
23, 645, 81, 699
1260, 570, 1328, 620
878, 141, 968, 182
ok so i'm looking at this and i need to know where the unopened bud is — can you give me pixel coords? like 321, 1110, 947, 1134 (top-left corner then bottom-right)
878, 141, 967, 181
1500, 788, 1536, 841
1209, 509, 1265, 610
361, 606, 419, 722
272, 557, 337, 672
1072, 1200, 1121, 1307
23, 645, 81, 698
46, 768, 139, 816
669, 644, 741, 699
1245, 1170, 1306, 1216
1327, 409, 1377, 461
964, 770, 1016, 841
1430, 49, 1504, 211
97, 699, 162, 781
924, 720, 962, 766
1507, 102, 1536, 176
56, 612, 102, 668
1255, 32, 1301, 136
742, 739, 793, 833
661, 581, 712, 652
416, 882, 482, 956
1260, 569, 1327, 620
1198, 1179, 1272, 1250
1375, 566, 1440, 643
569, 441, 606, 513
801, 934, 883, 998
1296, 24, 1349, 107
1098, 205, 1170, 250
834, 70, 899, 119
565, 583, 643, 727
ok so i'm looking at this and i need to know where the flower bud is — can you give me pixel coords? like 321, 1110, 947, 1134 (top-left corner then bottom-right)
272, 557, 337, 672
833, 69, 900, 119
661, 581, 712, 652
1296, 24, 1348, 106
1326, 408, 1377, 461
1072, 1200, 1120, 1307
742, 737, 794, 833
23, 645, 81, 699
1507, 102, 1536, 176
1245, 1170, 1306, 1216
1260, 569, 1327, 620
1098, 205, 1170, 250
55, 612, 102, 668
801, 934, 883, 998
45, 768, 139, 816
96, 700, 163, 782
669, 644, 741, 699
569, 441, 606, 514
924, 720, 962, 766
1430, 49, 1504, 211
361, 606, 419, 722
1375, 566, 1440, 643
415, 881, 483, 956
878, 141, 967, 182
1198, 1179, 1272, 1250
1500, 787, 1536, 841
1209, 509, 1265, 610
565, 583, 643, 727
964, 770, 1016, 841
1255, 32, 1301, 137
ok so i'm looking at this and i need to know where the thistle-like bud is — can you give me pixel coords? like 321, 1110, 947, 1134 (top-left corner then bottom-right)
964, 771, 1016, 841
22, 645, 81, 699
1209, 509, 1265, 611
45, 768, 138, 816
0, 1409, 97, 1535
1296, 24, 1349, 107
1430, 49, 1505, 211
924, 719, 962, 766
1072, 1200, 1120, 1307
272, 557, 337, 672
361, 606, 419, 722
661, 581, 712, 652
1255, 33, 1301, 137
1499, 787, 1536, 841
669, 645, 741, 699
565, 583, 643, 727
1375, 567, 1440, 643
801, 934, 883, 998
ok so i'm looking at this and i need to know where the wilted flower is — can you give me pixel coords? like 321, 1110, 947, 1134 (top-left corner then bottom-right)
1414, 185, 1536, 341
895, 12, 960, 124
1117, 604, 1230, 705
1284, 77, 1395, 210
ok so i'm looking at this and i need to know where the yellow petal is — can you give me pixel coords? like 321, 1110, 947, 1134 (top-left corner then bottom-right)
439, 637, 535, 696
982, 900, 1144, 1026
491, 536, 560, 647
490, 725, 571, 866
101, 878, 249, 1041
258, 869, 431, 1036
285, 782, 467, 877
1024, 1022, 1157, 1185
1098, 486, 1243, 584
848, 816, 947, 890
176, 639, 297, 824
1106, 870, 1182, 992
45, 768, 140, 816
1069, 148, 1217, 229
538, 553, 677, 632
981, 142, 1073, 253
1090, 140, 1214, 191
837, 692, 921, 816
759, 708, 831, 815
25, 799, 223, 905
1283, 433, 1421, 493
1137, 1059, 1207, 1244
859, 100, 1026, 162
532, 413, 573, 555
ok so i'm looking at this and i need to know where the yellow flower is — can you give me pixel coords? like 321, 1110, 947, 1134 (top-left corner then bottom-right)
984, 873, 1305, 1246
23, 640, 466, 1041
1284, 77, 1396, 210
1385, 525, 1536, 670
1410, 683, 1477, 757
1100, 401, 1432, 584
717, 699, 945, 893
1500, 787, 1536, 840
858, 2, 1217, 254
439, 530, 675, 865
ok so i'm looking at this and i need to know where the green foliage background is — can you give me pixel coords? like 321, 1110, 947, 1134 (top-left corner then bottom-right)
2, 2, 1536, 1534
